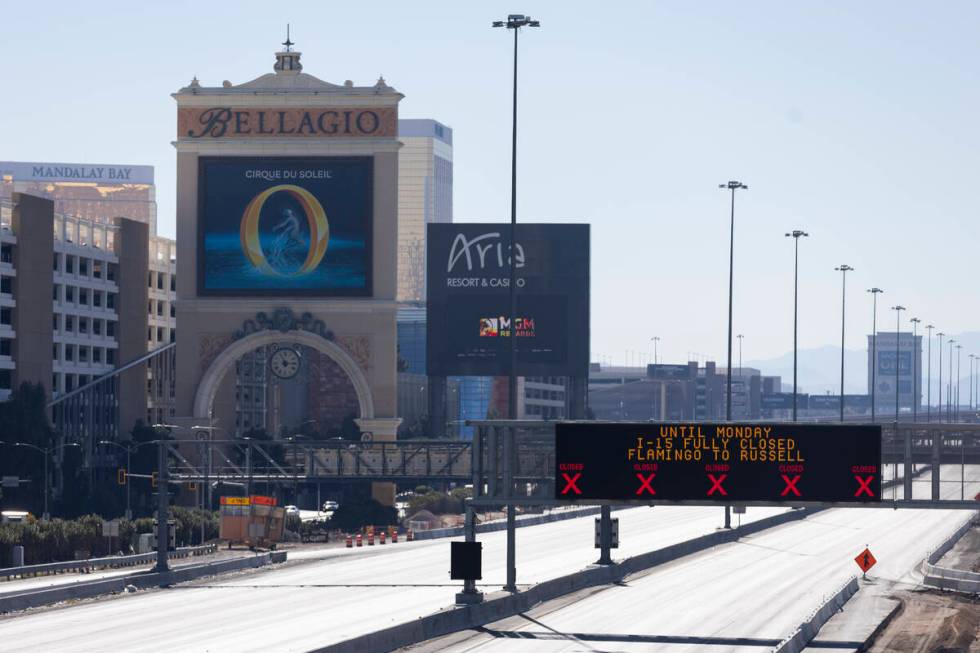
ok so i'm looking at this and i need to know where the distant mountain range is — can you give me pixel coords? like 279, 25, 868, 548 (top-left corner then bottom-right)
745, 345, 866, 395
745, 332, 980, 397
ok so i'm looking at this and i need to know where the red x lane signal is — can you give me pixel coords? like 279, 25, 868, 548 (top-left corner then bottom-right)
707, 473, 728, 496
780, 474, 802, 497
854, 475, 875, 497
636, 473, 656, 495
561, 472, 582, 495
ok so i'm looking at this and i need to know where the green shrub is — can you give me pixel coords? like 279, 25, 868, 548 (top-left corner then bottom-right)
407, 486, 472, 515
0, 508, 219, 565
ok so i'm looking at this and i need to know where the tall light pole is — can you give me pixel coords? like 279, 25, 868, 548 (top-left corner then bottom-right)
948, 338, 956, 421
493, 13, 539, 595
868, 288, 884, 422
651, 336, 660, 365
836, 265, 854, 421
13, 442, 81, 521
737, 334, 744, 377
492, 12, 539, 422
950, 345, 963, 422
891, 306, 905, 423
910, 317, 920, 423
970, 354, 980, 411
969, 354, 975, 413
925, 325, 934, 422
937, 332, 945, 422
786, 230, 808, 421
719, 180, 748, 421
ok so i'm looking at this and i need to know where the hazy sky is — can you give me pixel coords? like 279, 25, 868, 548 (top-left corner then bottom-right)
2, 1, 978, 368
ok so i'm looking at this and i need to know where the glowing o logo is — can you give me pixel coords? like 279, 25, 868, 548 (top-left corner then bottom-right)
239, 184, 329, 277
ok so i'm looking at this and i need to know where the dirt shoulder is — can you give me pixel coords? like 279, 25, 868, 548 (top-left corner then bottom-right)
869, 589, 980, 653
937, 526, 980, 574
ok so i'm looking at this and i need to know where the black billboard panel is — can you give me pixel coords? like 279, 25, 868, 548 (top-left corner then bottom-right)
555, 422, 881, 504
427, 224, 589, 377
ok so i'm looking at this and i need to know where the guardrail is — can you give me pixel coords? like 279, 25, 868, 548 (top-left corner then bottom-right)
0, 543, 216, 581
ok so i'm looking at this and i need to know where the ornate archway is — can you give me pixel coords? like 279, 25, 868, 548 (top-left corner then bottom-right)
192, 312, 374, 421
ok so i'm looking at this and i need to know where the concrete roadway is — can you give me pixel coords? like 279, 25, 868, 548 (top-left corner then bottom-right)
414, 466, 980, 653
0, 501, 792, 652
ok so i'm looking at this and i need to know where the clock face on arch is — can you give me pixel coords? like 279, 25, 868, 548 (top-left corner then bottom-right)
270, 348, 301, 380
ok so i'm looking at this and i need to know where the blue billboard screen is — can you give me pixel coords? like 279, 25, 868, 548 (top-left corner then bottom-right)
197, 157, 372, 295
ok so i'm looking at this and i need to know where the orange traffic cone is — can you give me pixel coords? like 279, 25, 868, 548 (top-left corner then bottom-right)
368, 531, 375, 545
356, 533, 363, 547
407, 528, 414, 542
345, 534, 352, 548
379, 530, 386, 545
391, 530, 398, 543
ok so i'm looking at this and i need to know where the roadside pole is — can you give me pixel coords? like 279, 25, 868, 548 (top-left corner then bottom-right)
597, 505, 613, 565
153, 440, 170, 574
455, 505, 483, 604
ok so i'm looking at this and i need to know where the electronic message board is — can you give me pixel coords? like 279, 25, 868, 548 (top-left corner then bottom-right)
197, 156, 372, 296
555, 422, 881, 504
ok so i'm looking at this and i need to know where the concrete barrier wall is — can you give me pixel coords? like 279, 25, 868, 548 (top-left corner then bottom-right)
411, 506, 611, 541
926, 514, 978, 565
0, 550, 286, 613
920, 512, 980, 593
771, 577, 860, 653
0, 544, 217, 581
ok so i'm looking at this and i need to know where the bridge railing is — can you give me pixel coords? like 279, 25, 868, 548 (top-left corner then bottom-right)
169, 439, 472, 482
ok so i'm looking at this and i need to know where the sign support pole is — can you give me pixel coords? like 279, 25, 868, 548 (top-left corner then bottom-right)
904, 426, 913, 500
597, 505, 613, 565
503, 425, 517, 593
455, 505, 483, 604
153, 440, 170, 575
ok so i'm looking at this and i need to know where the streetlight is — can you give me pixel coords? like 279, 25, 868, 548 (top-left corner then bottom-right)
925, 325, 934, 422
737, 334, 744, 377
970, 354, 980, 411
651, 336, 661, 366
719, 180, 748, 422
493, 13, 540, 596
284, 433, 310, 510
969, 354, 976, 414
868, 288, 884, 422
891, 306, 905, 423
948, 338, 956, 421
493, 12, 540, 421
786, 229, 808, 421
835, 265, 854, 421
937, 332, 945, 422
98, 439, 153, 520
13, 441, 81, 520
191, 425, 223, 511
910, 318, 920, 423
956, 344, 963, 422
